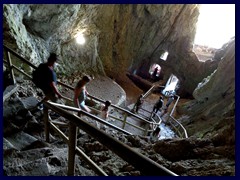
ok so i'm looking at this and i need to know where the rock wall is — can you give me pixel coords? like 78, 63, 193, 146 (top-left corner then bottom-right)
3, 4, 235, 133
4, 4, 220, 95
178, 38, 235, 137
3, 4, 235, 175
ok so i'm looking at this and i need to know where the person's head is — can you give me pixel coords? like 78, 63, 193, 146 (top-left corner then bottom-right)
82, 75, 91, 83
159, 96, 163, 100
76, 75, 91, 88
47, 53, 59, 65
105, 100, 111, 107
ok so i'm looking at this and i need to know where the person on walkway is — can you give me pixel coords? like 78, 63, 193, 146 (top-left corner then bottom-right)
150, 126, 161, 143
97, 100, 112, 130
152, 96, 164, 116
166, 95, 175, 110
74, 75, 91, 113
36, 53, 65, 103
100, 100, 111, 120
133, 94, 144, 113
152, 67, 158, 81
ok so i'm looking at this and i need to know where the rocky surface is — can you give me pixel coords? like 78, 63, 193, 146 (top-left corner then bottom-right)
3, 4, 235, 176
3, 77, 235, 176
177, 38, 235, 138
4, 4, 223, 96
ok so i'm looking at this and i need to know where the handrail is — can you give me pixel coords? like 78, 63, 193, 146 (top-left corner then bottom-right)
4, 45, 38, 69
138, 78, 188, 138
4, 44, 187, 139
48, 120, 107, 176
49, 102, 132, 135
168, 95, 188, 138
142, 85, 155, 98
3, 44, 180, 176
86, 94, 162, 135
3, 45, 161, 137
43, 100, 178, 176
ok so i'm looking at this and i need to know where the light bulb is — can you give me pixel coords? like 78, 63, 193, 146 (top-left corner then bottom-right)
76, 34, 85, 45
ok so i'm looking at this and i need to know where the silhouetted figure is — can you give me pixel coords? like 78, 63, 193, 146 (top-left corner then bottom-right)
152, 96, 164, 116
152, 67, 158, 81
100, 100, 111, 120
150, 126, 161, 143
133, 94, 144, 113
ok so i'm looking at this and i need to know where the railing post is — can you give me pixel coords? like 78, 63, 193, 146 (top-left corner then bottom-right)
122, 113, 128, 129
43, 107, 50, 142
68, 122, 77, 176
6, 51, 16, 84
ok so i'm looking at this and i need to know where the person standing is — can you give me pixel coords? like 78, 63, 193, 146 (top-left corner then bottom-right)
36, 53, 65, 102
133, 94, 144, 113
150, 126, 161, 143
152, 67, 159, 81
152, 96, 164, 116
100, 100, 111, 120
74, 75, 91, 113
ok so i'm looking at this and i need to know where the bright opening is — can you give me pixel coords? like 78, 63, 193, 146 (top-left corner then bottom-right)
149, 64, 161, 76
162, 74, 179, 96
194, 4, 235, 49
160, 51, 169, 61
76, 33, 86, 45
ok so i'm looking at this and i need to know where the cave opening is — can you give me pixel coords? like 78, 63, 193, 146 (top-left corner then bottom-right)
149, 63, 161, 81
162, 74, 179, 97
194, 4, 235, 49
160, 51, 169, 61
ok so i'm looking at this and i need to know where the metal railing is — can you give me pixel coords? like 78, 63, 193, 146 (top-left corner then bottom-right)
3, 44, 187, 174
5, 44, 186, 139
3, 44, 179, 175
133, 82, 188, 138
140, 80, 188, 138
167, 95, 188, 138
56, 82, 161, 136
43, 100, 178, 176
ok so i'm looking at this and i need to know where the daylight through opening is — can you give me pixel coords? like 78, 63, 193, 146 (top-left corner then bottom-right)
194, 4, 235, 49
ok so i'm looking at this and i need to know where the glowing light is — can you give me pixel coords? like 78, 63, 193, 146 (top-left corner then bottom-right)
76, 33, 85, 45
160, 51, 169, 61
194, 4, 235, 49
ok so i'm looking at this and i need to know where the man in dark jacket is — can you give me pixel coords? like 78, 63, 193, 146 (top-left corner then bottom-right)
152, 96, 164, 115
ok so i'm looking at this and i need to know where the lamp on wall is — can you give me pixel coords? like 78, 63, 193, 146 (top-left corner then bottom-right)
76, 33, 85, 45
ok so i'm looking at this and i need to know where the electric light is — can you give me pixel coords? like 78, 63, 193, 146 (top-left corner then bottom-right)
76, 33, 85, 45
